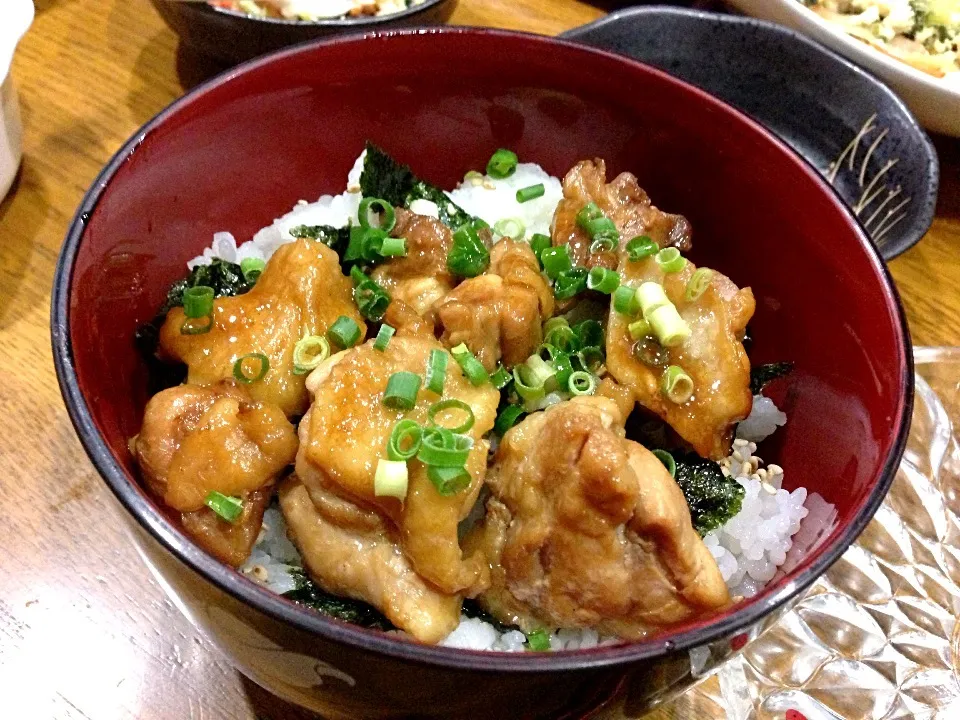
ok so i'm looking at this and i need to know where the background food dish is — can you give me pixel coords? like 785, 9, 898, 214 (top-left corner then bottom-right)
52, 28, 911, 719
729, 0, 960, 136
149, 0, 456, 63
0, 0, 32, 200
562, 5, 939, 261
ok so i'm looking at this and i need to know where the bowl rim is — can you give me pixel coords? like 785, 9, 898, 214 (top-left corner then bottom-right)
192, 0, 449, 27
51, 26, 914, 672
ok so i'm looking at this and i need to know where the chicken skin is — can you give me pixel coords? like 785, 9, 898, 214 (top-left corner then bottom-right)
160, 239, 365, 417
435, 239, 555, 370
606, 254, 754, 460
279, 475, 461, 643
295, 336, 498, 608
371, 208, 457, 329
551, 159, 692, 270
466, 397, 729, 638
134, 381, 297, 566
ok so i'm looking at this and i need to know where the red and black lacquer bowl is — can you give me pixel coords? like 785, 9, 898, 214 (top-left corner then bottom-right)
52, 28, 912, 720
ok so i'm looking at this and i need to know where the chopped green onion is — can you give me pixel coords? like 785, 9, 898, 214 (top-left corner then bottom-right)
613, 285, 640, 316
626, 236, 658, 262
494, 405, 525, 435
486, 148, 518, 179
513, 366, 546, 405
240, 258, 266, 284
494, 217, 526, 240
529, 233, 551, 267
374, 459, 409, 500
387, 419, 423, 461
428, 399, 475, 434
180, 315, 213, 335
383, 371, 422, 411
183, 286, 215, 319
590, 236, 616, 253
490, 364, 512, 390
516, 183, 545, 203
543, 317, 569, 337
576, 346, 605, 374
448, 223, 490, 278
540, 246, 572, 280
526, 629, 551, 652
537, 343, 559, 363
327, 315, 362, 349
417, 428, 474, 468
425, 349, 448, 395
568, 370, 597, 396
360, 227, 390, 262
574, 320, 604, 349
586, 267, 620, 294
655, 246, 686, 273
344, 225, 365, 262
545, 324, 578, 353
451, 343, 489, 386
351, 268, 391, 322
373, 324, 396, 352
293, 335, 331, 375
575, 202, 603, 228
652, 449, 677, 478
380, 237, 407, 258
648, 304, 691, 347
204, 491, 244, 522
358, 197, 397, 233
583, 216, 618, 239
637, 282, 671, 317
553, 352, 574, 389
427, 465, 472, 496
628, 318, 653, 341
232, 353, 269, 384
524, 355, 557, 389
685, 268, 713, 301
553, 267, 588, 300
661, 365, 694, 403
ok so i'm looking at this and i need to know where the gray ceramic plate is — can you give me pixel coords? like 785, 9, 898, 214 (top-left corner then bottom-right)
561, 6, 939, 260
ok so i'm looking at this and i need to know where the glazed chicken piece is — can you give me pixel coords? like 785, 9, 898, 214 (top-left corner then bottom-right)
466, 397, 729, 638
370, 208, 457, 329
552, 159, 692, 270
134, 381, 298, 566
606, 255, 754, 460
160, 239, 365, 417
435, 239, 555, 370
296, 335, 499, 603
279, 475, 461, 644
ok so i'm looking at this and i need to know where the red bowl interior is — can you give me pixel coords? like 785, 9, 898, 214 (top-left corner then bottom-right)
58, 28, 911, 661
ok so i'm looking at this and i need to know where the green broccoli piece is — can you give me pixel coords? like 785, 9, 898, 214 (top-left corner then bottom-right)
749, 362, 793, 395
282, 569, 393, 630
359, 142, 475, 228
671, 451, 744, 536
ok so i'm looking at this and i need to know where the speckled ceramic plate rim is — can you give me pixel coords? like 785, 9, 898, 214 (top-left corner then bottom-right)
197, 0, 450, 28
561, 5, 939, 261
51, 26, 914, 673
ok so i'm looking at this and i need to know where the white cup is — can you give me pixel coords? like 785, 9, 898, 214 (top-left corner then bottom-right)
1, 0, 34, 201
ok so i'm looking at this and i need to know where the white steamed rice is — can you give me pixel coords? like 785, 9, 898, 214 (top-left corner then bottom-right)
193, 150, 834, 651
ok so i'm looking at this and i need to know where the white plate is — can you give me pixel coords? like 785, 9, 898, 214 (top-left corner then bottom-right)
728, 0, 960, 136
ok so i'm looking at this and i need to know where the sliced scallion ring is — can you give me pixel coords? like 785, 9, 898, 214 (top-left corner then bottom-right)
204, 491, 244, 523
374, 459, 409, 499
545, 325, 578, 353
651, 449, 677, 478
427, 464, 472, 496
327, 315, 362, 349
625, 236, 658, 262
661, 365, 694, 404
493, 217, 526, 240
494, 405, 525, 435
568, 370, 597, 396
293, 335, 331, 375
240, 258, 265, 284
451, 343, 489, 386
417, 428, 473, 467
373, 324, 396, 352
613, 285, 640, 316
586, 267, 620, 294
183, 285, 214, 319
387, 419, 423, 461
358, 197, 397, 233
233, 353, 269, 384
383, 371, 421, 411
685, 267, 713, 301
516, 183, 545, 203
425, 349, 449, 395
486, 148, 518, 179
428, 399, 475, 434
655, 246, 686, 273
543, 316, 569, 336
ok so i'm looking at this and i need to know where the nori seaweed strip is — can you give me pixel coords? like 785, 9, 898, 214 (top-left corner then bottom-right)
671, 451, 745, 537
749, 362, 794, 395
283, 569, 393, 630
359, 142, 476, 228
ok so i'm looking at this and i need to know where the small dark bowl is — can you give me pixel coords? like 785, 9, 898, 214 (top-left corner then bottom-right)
150, 0, 456, 64
52, 29, 912, 719
562, 6, 939, 261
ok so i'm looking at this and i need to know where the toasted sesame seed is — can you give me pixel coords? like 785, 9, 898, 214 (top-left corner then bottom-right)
251, 565, 268, 582
347, 183, 361, 193
767, 464, 783, 475
483, 180, 496, 190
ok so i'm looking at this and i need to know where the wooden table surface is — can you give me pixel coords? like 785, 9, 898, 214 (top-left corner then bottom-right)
1, 1, 957, 718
